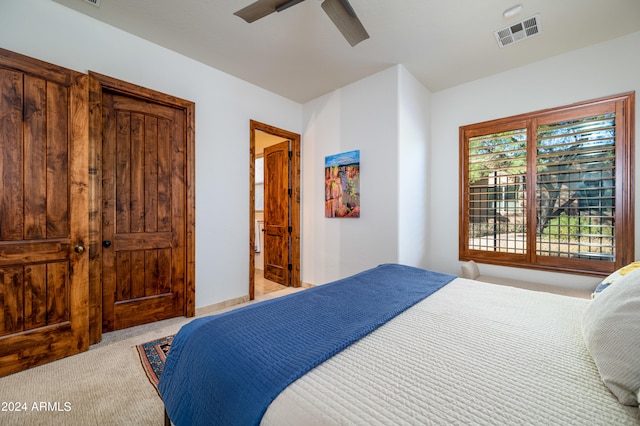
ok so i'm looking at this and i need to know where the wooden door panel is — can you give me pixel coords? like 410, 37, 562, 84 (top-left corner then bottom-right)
1, 68, 24, 241
113, 294, 177, 330
129, 112, 146, 233
45, 261, 70, 325
23, 75, 47, 239
264, 227, 288, 283
113, 248, 172, 300
102, 92, 186, 331
263, 141, 290, 285
144, 116, 159, 232
0, 49, 88, 377
0, 267, 23, 336
24, 264, 47, 330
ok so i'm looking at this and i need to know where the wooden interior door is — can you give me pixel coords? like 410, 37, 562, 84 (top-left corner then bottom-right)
101, 90, 187, 331
0, 49, 89, 376
263, 140, 291, 285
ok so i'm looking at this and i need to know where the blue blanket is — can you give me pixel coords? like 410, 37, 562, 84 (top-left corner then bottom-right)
158, 264, 456, 426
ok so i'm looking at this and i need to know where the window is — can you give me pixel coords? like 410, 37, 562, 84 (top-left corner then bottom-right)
460, 93, 634, 276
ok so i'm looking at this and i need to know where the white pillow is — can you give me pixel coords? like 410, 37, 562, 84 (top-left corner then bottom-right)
593, 261, 640, 297
460, 260, 480, 280
582, 267, 640, 406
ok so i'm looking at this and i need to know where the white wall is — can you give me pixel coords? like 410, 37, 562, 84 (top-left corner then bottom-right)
430, 31, 640, 290
300, 65, 432, 285
0, 0, 302, 308
398, 67, 431, 268
301, 67, 400, 284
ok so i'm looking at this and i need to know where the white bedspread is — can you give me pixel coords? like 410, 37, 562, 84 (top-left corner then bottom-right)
262, 278, 640, 425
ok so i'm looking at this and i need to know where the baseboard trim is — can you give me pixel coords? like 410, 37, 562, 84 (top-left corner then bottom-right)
195, 295, 250, 317
194, 282, 315, 317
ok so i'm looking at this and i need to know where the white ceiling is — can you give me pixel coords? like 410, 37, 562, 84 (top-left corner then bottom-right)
52, 0, 640, 103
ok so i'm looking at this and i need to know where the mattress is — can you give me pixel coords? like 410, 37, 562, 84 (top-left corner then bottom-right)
262, 278, 640, 425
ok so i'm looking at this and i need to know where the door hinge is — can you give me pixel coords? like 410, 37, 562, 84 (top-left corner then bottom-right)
288, 150, 293, 159
288, 188, 292, 196
288, 264, 293, 271
288, 226, 292, 233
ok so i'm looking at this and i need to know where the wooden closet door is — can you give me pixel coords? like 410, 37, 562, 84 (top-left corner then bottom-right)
263, 140, 291, 285
101, 91, 187, 331
0, 49, 89, 377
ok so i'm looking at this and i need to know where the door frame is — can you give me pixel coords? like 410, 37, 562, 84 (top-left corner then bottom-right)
249, 120, 301, 300
87, 72, 196, 344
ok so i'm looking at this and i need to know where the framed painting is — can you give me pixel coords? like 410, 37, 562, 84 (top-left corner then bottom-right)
325, 150, 360, 218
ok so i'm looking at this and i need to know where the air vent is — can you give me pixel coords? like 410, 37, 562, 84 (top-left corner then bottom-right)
494, 14, 541, 48
83, 0, 101, 7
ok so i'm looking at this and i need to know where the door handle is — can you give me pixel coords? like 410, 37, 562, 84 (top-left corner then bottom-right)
102, 240, 112, 248
74, 244, 86, 254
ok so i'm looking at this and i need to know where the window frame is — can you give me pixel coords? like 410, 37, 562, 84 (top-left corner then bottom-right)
459, 92, 635, 276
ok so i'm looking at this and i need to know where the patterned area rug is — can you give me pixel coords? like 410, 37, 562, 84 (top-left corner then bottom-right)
136, 335, 175, 394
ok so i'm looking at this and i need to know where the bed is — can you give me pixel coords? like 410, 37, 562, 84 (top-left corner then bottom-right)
159, 263, 640, 425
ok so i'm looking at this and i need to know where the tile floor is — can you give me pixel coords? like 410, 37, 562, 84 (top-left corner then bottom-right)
254, 269, 288, 299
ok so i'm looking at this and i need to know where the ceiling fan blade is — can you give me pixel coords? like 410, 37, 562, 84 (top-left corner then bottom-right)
321, 0, 369, 46
234, 0, 285, 23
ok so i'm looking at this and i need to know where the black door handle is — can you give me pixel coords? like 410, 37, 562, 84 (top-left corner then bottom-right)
102, 240, 112, 248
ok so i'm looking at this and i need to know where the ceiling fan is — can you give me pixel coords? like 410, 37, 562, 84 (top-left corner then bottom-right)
234, 0, 369, 47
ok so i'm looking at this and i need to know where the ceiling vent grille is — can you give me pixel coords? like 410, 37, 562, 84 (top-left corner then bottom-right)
83, 0, 101, 7
494, 14, 541, 48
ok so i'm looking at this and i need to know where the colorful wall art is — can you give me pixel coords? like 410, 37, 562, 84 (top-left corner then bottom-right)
325, 150, 360, 218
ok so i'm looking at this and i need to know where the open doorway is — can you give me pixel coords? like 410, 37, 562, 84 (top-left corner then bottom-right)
249, 120, 301, 300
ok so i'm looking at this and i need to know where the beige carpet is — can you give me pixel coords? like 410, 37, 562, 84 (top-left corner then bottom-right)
0, 287, 302, 426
